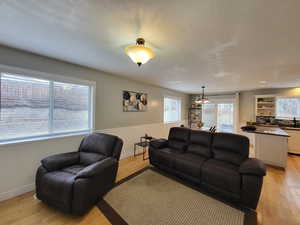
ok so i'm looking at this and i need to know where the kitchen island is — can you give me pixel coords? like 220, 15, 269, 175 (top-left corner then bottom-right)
243, 126, 289, 169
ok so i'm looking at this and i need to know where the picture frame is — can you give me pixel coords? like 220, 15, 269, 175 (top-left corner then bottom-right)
123, 90, 148, 112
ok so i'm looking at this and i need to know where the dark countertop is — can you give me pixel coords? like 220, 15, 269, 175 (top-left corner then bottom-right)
242, 126, 290, 137
255, 124, 300, 131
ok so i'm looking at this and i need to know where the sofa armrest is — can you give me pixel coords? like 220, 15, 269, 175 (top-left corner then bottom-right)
239, 158, 266, 176
41, 152, 79, 172
75, 158, 117, 179
150, 139, 168, 149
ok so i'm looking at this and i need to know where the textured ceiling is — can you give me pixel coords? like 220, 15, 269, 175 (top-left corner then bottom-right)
0, 0, 300, 94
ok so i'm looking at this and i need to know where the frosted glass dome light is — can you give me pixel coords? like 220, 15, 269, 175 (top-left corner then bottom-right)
125, 38, 155, 66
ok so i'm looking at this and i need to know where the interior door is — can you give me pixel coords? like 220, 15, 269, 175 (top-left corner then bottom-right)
217, 104, 234, 132
202, 103, 234, 132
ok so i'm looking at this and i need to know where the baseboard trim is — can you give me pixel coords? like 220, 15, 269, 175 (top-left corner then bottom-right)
0, 183, 35, 201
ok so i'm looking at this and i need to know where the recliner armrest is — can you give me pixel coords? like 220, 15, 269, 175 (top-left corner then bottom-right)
41, 152, 79, 172
75, 158, 117, 179
150, 139, 168, 149
239, 158, 266, 176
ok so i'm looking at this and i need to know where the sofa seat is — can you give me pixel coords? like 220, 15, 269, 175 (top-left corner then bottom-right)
62, 165, 85, 175
41, 171, 76, 210
152, 148, 179, 168
202, 159, 241, 194
174, 153, 207, 178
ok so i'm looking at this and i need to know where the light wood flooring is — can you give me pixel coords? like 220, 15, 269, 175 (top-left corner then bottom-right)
0, 154, 300, 225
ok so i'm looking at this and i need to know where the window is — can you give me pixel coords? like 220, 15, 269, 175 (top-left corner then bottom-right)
276, 97, 300, 120
164, 97, 181, 123
0, 73, 94, 143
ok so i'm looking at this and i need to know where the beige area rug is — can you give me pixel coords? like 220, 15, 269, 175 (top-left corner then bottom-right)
98, 168, 250, 225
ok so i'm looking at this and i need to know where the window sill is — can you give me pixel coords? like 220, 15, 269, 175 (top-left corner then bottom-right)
0, 131, 93, 147
164, 120, 183, 124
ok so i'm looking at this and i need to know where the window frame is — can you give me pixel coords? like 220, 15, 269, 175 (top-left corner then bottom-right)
275, 96, 300, 120
0, 64, 96, 145
163, 96, 182, 124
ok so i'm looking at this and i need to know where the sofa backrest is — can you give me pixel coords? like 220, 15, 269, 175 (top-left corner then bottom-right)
187, 130, 213, 158
168, 127, 190, 152
212, 132, 249, 165
79, 133, 123, 165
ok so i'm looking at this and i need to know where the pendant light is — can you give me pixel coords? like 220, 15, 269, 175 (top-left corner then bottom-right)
125, 38, 155, 66
195, 86, 209, 104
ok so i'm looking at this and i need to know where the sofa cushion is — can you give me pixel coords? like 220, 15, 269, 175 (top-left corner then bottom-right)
168, 127, 190, 142
79, 133, 117, 157
79, 152, 106, 166
168, 140, 187, 152
187, 130, 213, 158
168, 127, 190, 152
174, 153, 207, 178
202, 159, 241, 194
61, 165, 85, 175
150, 139, 168, 149
212, 133, 249, 166
152, 148, 179, 168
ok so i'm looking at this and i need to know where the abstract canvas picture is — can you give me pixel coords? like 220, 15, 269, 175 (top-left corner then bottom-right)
123, 91, 147, 112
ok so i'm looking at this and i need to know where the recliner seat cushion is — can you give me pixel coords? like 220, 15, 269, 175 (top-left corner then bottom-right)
80, 152, 106, 165
202, 159, 241, 194
174, 153, 207, 178
187, 130, 213, 158
212, 133, 249, 166
61, 165, 85, 175
79, 133, 117, 157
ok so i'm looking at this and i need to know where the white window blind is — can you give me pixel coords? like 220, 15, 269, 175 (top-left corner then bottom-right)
0, 73, 93, 143
164, 97, 181, 123
276, 97, 300, 120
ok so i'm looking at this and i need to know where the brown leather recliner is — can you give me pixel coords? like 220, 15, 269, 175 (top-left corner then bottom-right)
36, 133, 123, 215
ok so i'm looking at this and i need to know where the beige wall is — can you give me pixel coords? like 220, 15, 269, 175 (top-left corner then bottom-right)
239, 88, 300, 125
0, 45, 188, 129
0, 45, 188, 200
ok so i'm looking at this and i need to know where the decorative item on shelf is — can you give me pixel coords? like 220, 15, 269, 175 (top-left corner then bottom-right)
196, 121, 204, 128
123, 90, 147, 112
125, 38, 155, 66
195, 86, 209, 104
188, 106, 202, 128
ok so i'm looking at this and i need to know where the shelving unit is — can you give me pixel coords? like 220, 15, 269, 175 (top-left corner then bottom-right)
255, 95, 276, 117
188, 107, 202, 128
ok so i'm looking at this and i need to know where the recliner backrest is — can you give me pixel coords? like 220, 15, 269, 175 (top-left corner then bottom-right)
79, 133, 123, 165
168, 127, 190, 152
187, 130, 213, 158
212, 132, 249, 166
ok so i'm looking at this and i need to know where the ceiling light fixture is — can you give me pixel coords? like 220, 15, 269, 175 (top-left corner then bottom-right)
125, 38, 155, 67
195, 86, 209, 104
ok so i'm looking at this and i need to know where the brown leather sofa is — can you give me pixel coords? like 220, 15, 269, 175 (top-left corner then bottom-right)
149, 127, 266, 209
36, 133, 123, 215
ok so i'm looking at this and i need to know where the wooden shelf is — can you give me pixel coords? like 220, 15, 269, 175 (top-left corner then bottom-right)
255, 95, 276, 118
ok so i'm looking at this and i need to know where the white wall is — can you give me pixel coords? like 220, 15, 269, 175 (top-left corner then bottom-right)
239, 88, 300, 146
239, 88, 300, 125
0, 121, 187, 201
0, 45, 189, 201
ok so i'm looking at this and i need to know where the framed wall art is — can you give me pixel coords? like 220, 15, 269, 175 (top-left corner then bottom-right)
123, 90, 147, 112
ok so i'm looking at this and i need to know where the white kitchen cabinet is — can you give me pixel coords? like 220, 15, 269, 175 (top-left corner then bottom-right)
254, 133, 288, 169
287, 130, 300, 154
